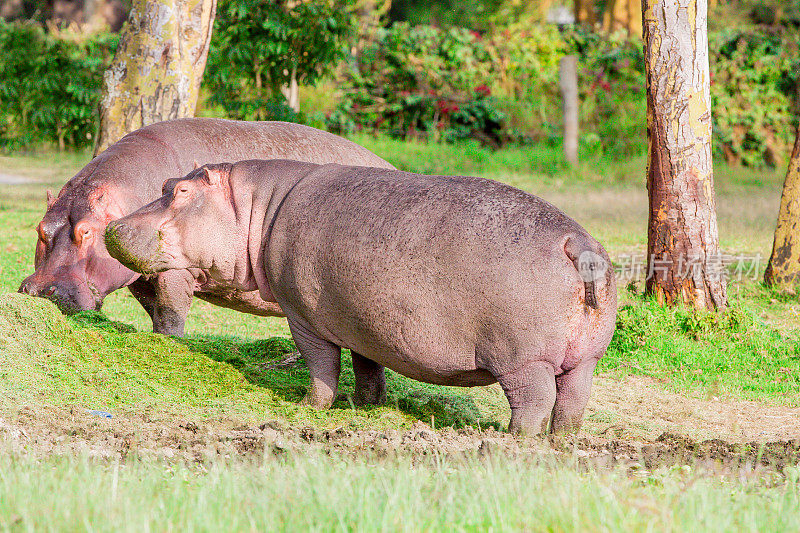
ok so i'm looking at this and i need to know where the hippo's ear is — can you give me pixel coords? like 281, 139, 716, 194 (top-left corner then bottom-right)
202, 166, 224, 187
193, 160, 201, 170
46, 190, 55, 209
73, 219, 94, 247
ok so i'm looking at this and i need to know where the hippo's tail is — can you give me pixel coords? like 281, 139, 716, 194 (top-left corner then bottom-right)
563, 234, 614, 311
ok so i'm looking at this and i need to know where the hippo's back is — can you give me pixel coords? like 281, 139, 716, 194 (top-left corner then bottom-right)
124, 118, 395, 170
271, 162, 606, 317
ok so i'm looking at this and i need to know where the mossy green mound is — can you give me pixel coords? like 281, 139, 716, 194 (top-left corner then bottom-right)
0, 292, 276, 415
0, 293, 509, 428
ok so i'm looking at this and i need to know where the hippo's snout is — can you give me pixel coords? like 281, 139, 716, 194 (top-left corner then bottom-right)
18, 275, 99, 314
105, 220, 162, 275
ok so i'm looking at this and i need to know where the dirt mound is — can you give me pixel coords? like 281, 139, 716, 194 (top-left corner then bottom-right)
2, 405, 799, 475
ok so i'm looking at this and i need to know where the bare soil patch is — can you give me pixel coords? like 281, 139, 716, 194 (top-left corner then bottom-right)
0, 173, 30, 185
586, 375, 800, 442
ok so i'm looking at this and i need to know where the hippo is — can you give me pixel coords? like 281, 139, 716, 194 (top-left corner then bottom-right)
18, 118, 395, 336
105, 160, 617, 434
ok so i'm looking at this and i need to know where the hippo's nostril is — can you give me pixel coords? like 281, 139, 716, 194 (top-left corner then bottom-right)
19, 282, 32, 295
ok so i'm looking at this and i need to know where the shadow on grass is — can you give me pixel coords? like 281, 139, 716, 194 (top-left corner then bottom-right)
177, 334, 502, 430
72, 312, 501, 429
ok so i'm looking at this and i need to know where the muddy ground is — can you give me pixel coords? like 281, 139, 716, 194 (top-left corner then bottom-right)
2, 376, 799, 474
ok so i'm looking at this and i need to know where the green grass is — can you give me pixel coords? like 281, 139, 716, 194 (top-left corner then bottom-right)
603, 287, 800, 404
1, 452, 800, 532
2, 140, 800, 531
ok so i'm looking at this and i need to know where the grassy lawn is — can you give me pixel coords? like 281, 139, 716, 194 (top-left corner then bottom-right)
2, 453, 800, 532
2, 139, 800, 530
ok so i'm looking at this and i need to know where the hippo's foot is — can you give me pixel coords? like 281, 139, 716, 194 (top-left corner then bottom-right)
351, 352, 387, 406
550, 360, 597, 435
289, 317, 342, 410
495, 361, 557, 436
300, 391, 336, 410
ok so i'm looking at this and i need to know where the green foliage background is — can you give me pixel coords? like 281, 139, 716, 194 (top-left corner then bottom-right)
0, 20, 118, 150
0, 2, 797, 166
204, 0, 354, 121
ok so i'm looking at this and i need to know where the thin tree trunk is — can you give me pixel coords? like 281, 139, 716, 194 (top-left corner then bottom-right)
280, 66, 300, 113
94, 0, 216, 156
625, 0, 642, 36
764, 124, 800, 289
643, 0, 727, 310
559, 55, 579, 164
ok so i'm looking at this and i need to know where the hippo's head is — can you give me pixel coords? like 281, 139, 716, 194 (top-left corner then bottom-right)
104, 165, 238, 280
18, 186, 140, 313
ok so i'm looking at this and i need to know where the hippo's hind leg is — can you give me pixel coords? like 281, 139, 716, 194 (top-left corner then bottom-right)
493, 361, 556, 436
550, 359, 598, 435
351, 352, 386, 406
288, 317, 342, 409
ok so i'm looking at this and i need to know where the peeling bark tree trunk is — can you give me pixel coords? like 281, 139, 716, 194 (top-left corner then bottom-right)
94, 0, 216, 156
643, 0, 727, 310
764, 125, 800, 289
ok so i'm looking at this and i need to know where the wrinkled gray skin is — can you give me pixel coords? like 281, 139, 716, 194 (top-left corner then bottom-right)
106, 160, 617, 434
18, 118, 394, 337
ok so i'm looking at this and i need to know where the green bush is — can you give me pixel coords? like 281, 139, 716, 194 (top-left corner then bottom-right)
204, 0, 355, 122
571, 28, 648, 160
710, 28, 800, 167
329, 22, 646, 157
0, 21, 117, 150
0, 17, 797, 165
327, 23, 507, 146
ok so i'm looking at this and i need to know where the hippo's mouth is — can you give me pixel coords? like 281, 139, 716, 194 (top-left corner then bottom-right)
41, 286, 103, 315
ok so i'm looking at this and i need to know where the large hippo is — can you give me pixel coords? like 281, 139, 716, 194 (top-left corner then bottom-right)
18, 118, 394, 336
105, 160, 617, 434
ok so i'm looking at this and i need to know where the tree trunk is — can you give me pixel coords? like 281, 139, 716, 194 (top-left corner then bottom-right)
94, 0, 216, 156
575, 0, 597, 27
559, 55, 579, 164
643, 0, 727, 310
603, 0, 643, 36
764, 124, 800, 289
280, 66, 300, 113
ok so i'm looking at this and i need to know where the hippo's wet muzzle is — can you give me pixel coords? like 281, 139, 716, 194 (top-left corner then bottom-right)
18, 274, 101, 314
105, 220, 163, 275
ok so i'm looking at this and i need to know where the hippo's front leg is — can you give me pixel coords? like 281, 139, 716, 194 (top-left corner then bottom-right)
351, 352, 387, 406
151, 269, 195, 336
127, 277, 156, 320
288, 317, 342, 408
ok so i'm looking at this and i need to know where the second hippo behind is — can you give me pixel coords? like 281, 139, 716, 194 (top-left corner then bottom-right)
106, 160, 617, 434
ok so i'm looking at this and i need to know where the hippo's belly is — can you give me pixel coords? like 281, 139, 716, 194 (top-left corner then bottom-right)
195, 283, 285, 317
